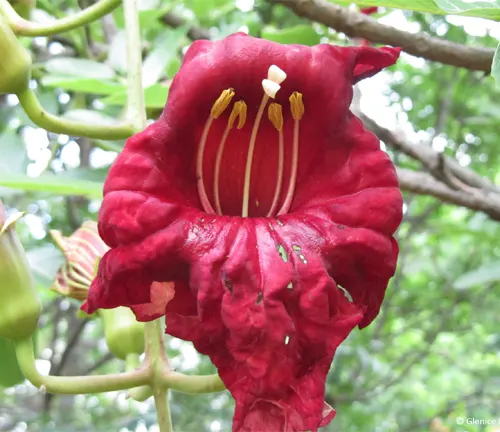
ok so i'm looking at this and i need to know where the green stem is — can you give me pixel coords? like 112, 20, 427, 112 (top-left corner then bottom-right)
154, 385, 172, 431
122, 0, 171, 422
125, 353, 141, 372
129, 371, 226, 401
94, 140, 124, 153
14, 337, 149, 393
0, 0, 121, 37
145, 320, 173, 432
124, 0, 146, 132
17, 87, 134, 140
160, 371, 226, 395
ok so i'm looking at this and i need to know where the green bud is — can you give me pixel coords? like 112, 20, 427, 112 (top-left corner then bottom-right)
0, 13, 31, 94
100, 307, 145, 360
0, 202, 41, 340
8, 0, 35, 20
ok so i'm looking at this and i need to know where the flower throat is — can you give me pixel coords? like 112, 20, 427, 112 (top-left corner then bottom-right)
196, 65, 304, 218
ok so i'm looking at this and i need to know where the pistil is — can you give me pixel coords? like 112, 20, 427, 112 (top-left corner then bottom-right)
278, 91, 304, 215
241, 65, 286, 217
213, 100, 247, 215
267, 102, 284, 217
197, 88, 235, 214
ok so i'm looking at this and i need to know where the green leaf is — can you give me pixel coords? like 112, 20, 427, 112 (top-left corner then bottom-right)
328, 0, 500, 19
142, 26, 189, 87
40, 76, 125, 96
262, 24, 321, 46
55, 167, 110, 183
434, 0, 500, 13
44, 58, 116, 80
0, 337, 24, 388
0, 130, 28, 175
26, 245, 64, 288
453, 261, 500, 290
185, 0, 235, 20
100, 84, 170, 109
0, 173, 103, 198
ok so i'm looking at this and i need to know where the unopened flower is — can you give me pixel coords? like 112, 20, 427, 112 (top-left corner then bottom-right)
83, 33, 402, 431
51, 220, 155, 359
0, 13, 31, 94
50, 221, 108, 300
0, 201, 41, 340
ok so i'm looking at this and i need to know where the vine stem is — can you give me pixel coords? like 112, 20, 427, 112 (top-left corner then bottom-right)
144, 319, 173, 432
17, 88, 133, 140
123, 0, 171, 430
0, 0, 121, 37
123, 0, 146, 132
14, 337, 149, 393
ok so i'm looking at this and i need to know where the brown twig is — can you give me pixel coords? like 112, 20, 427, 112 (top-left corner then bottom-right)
160, 11, 211, 40
397, 168, 500, 221
269, 0, 494, 72
359, 113, 500, 193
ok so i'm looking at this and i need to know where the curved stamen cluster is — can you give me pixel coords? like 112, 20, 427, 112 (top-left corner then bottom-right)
196, 65, 305, 217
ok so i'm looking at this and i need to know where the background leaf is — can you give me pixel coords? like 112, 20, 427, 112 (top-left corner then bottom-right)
0, 337, 24, 388
0, 174, 103, 198
261, 24, 321, 46
453, 261, 500, 290
0, 130, 28, 175
328, 0, 500, 19
44, 58, 117, 80
26, 245, 64, 288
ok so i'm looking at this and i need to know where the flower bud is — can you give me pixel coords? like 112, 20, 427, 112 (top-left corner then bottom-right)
9, 0, 36, 20
0, 202, 41, 340
100, 307, 145, 360
50, 221, 108, 301
0, 13, 31, 94
51, 221, 145, 359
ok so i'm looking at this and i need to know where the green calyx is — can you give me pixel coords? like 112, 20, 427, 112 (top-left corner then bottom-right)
0, 12, 31, 94
100, 307, 145, 360
0, 208, 41, 340
8, 0, 35, 20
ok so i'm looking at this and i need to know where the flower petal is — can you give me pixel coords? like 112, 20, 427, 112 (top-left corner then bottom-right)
82, 33, 402, 431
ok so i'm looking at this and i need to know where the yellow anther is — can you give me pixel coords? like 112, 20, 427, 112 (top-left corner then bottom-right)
289, 91, 304, 120
210, 88, 235, 119
228, 100, 247, 130
268, 103, 283, 132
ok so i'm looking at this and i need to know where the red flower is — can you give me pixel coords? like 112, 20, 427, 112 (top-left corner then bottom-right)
82, 33, 402, 431
360, 6, 378, 15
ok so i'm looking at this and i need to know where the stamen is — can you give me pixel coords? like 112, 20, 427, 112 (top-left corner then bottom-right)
242, 85, 281, 216
267, 102, 283, 131
213, 101, 247, 215
197, 88, 235, 214
289, 91, 304, 120
242, 65, 286, 217
268, 65, 287, 84
278, 91, 304, 215
211, 88, 236, 118
267, 103, 285, 217
262, 79, 280, 98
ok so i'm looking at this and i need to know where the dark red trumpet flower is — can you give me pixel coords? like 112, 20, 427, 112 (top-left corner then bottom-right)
83, 33, 402, 431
